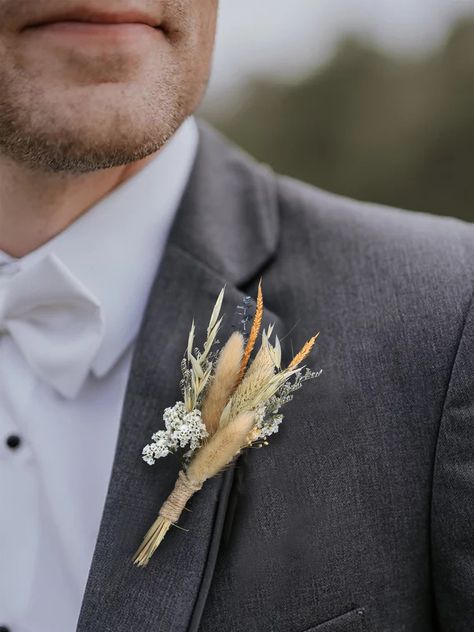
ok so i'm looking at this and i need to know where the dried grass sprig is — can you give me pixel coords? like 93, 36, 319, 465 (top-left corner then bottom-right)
183, 288, 225, 411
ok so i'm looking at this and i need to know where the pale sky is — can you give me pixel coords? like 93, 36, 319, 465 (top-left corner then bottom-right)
205, 0, 474, 106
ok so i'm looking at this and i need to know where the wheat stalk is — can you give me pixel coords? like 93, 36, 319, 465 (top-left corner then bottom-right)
288, 332, 320, 369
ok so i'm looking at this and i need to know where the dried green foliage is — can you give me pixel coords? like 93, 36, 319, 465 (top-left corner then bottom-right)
182, 288, 225, 411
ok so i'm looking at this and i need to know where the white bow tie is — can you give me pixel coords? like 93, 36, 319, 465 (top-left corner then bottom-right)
0, 253, 104, 398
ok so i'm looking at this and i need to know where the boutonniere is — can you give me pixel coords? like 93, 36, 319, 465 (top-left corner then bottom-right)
133, 283, 321, 567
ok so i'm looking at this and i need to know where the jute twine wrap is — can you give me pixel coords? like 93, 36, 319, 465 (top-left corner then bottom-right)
159, 471, 203, 523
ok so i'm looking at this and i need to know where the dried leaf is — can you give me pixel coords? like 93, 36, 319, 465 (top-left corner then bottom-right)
187, 320, 195, 361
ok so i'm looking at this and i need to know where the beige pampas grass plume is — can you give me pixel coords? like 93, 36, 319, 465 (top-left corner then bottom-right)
187, 411, 256, 485
201, 332, 244, 435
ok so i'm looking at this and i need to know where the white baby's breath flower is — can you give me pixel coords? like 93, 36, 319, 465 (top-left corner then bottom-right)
142, 401, 208, 466
142, 445, 156, 466
142, 440, 170, 465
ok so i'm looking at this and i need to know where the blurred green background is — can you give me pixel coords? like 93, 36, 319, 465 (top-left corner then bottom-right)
204, 17, 474, 223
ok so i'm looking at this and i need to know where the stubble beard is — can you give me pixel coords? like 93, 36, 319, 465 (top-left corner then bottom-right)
0, 50, 202, 174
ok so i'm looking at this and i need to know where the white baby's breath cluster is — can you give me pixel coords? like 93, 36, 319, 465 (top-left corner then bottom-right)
142, 402, 208, 465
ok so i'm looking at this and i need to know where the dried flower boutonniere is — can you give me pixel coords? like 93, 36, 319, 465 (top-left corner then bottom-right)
133, 283, 321, 567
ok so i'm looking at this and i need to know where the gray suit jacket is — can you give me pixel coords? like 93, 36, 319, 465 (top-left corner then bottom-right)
77, 122, 474, 632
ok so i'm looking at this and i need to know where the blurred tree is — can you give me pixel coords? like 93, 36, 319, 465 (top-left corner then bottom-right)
208, 18, 474, 222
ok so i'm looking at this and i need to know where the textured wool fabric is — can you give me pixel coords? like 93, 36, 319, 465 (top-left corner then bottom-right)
77, 122, 474, 632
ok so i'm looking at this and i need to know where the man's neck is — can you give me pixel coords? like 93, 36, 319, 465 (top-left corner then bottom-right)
0, 152, 158, 258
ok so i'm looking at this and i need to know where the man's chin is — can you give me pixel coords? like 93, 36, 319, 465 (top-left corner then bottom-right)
0, 87, 184, 173
0, 49, 195, 173
36, 144, 161, 174
0, 120, 172, 173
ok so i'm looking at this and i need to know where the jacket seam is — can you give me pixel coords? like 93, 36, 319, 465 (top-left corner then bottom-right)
429, 278, 474, 594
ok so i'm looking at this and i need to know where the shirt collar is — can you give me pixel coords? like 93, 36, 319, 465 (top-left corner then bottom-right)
1, 116, 199, 380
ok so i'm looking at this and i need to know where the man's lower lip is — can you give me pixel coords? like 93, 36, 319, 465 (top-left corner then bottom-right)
23, 21, 162, 39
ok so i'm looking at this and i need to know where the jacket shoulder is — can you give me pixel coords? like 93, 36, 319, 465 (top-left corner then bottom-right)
275, 174, 474, 297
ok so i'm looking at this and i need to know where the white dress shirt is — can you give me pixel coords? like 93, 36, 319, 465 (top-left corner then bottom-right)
0, 117, 198, 632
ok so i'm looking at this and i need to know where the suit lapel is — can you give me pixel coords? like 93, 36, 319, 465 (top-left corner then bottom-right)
77, 122, 281, 632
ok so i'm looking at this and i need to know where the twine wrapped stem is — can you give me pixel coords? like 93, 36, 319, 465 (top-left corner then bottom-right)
159, 471, 202, 522
133, 471, 202, 567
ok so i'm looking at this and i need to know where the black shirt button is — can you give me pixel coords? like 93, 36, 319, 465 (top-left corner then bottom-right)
6, 434, 21, 449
